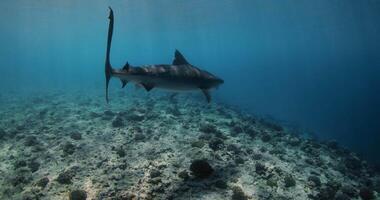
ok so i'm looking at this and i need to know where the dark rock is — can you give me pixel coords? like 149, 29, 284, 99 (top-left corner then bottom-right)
327, 140, 339, 150
57, 172, 72, 184
198, 133, 212, 141
255, 162, 267, 175
14, 160, 27, 169
261, 120, 283, 131
117, 192, 136, 200
191, 140, 205, 148
199, 123, 217, 134
252, 153, 263, 160
345, 156, 362, 170
36, 177, 49, 188
168, 106, 181, 116
28, 161, 40, 172
245, 127, 258, 138
209, 138, 224, 151
234, 157, 245, 165
116, 147, 126, 157
104, 110, 115, 116
126, 113, 145, 121
316, 186, 338, 200
0, 128, 8, 139
308, 175, 321, 187
112, 116, 124, 127
231, 125, 243, 136
178, 170, 189, 180
359, 187, 374, 200
284, 175, 296, 187
231, 186, 248, 200
57, 167, 79, 184
288, 137, 301, 146
266, 177, 278, 187
69, 190, 87, 200
326, 180, 341, 192
134, 132, 145, 141
227, 144, 242, 154
261, 133, 271, 142
214, 180, 228, 189
24, 136, 39, 146
89, 112, 101, 118
70, 132, 82, 140
10, 175, 28, 186
63, 142, 76, 155
375, 179, 380, 193
150, 169, 161, 178
335, 193, 351, 200
190, 159, 214, 179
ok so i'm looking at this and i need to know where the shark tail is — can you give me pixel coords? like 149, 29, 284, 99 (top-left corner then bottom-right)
105, 7, 114, 103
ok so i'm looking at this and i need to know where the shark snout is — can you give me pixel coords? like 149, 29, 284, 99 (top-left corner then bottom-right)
218, 78, 224, 84
215, 77, 224, 85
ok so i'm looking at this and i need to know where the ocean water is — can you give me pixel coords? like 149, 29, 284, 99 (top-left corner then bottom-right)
0, 0, 380, 199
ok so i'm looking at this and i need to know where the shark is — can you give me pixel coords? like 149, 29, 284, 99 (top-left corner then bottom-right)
105, 7, 224, 103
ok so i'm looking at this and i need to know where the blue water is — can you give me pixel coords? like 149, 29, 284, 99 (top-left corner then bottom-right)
1, 0, 379, 163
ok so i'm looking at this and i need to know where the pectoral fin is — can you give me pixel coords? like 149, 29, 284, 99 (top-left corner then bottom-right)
201, 89, 211, 103
141, 83, 154, 91
121, 80, 128, 88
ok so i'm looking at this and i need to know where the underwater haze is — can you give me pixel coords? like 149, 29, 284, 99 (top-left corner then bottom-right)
1, 0, 380, 199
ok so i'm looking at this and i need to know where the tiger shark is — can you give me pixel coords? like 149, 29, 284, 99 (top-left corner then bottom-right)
105, 7, 224, 103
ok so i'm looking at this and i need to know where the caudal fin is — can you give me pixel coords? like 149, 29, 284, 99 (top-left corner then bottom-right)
105, 7, 114, 103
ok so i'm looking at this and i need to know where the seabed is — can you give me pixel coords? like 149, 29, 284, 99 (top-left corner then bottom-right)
0, 89, 379, 200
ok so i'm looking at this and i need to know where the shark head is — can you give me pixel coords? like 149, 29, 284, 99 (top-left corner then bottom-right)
208, 75, 224, 89
197, 68, 224, 89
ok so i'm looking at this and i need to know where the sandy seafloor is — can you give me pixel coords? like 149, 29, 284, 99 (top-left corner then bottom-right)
0, 89, 379, 200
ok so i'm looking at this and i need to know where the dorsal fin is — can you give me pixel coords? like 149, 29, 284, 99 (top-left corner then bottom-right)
172, 49, 190, 65
123, 62, 130, 71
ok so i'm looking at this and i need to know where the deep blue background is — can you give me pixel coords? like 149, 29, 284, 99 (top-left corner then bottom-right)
0, 0, 379, 163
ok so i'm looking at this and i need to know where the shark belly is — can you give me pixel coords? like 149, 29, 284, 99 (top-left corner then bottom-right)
124, 75, 200, 91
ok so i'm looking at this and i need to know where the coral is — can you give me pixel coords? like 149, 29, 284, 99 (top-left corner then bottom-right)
1, 91, 380, 200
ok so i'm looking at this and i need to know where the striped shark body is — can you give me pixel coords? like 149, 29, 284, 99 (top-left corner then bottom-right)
105, 8, 224, 103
